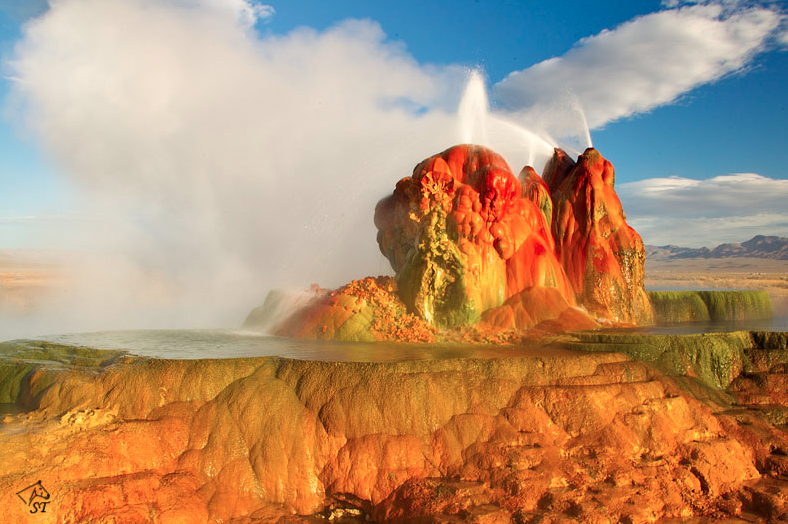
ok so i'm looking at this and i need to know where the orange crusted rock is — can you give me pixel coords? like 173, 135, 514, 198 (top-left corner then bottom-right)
4, 341, 787, 523
273, 276, 437, 342
479, 286, 592, 332
550, 148, 654, 324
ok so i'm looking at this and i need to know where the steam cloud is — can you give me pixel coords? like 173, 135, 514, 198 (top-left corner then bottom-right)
6, 0, 470, 334
3, 0, 785, 336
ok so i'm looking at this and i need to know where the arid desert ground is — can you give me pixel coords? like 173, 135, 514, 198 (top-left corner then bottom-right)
646, 257, 788, 316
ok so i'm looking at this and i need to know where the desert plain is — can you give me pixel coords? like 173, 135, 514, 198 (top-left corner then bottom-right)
646, 257, 788, 317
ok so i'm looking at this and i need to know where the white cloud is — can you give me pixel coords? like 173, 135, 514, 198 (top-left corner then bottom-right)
494, 1, 785, 131
171, 0, 275, 29
779, 20, 788, 47
630, 213, 788, 248
618, 173, 788, 246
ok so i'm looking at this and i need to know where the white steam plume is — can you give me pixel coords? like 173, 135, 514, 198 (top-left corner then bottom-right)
6, 0, 468, 335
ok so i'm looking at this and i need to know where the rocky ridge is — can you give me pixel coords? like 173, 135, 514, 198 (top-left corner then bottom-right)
646, 236, 788, 262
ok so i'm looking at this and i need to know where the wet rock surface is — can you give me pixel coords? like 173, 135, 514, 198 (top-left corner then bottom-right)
1, 332, 787, 523
374, 145, 575, 330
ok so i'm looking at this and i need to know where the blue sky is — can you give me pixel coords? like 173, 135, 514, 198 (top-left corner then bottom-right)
0, 0, 786, 261
0, 0, 785, 334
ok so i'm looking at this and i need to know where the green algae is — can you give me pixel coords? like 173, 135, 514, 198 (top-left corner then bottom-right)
334, 304, 378, 343
648, 290, 773, 324
397, 209, 482, 329
647, 291, 711, 323
698, 290, 773, 320
559, 330, 788, 390
0, 340, 127, 405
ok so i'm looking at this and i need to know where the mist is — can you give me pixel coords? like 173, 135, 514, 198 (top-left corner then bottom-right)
3, 0, 561, 337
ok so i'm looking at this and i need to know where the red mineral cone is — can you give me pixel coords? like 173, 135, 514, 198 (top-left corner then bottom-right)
550, 147, 654, 324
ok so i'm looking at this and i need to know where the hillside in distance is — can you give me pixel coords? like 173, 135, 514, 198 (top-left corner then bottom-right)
646, 235, 788, 261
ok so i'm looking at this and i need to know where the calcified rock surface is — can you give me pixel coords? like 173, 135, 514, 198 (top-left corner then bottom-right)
2, 334, 788, 523
376, 144, 655, 328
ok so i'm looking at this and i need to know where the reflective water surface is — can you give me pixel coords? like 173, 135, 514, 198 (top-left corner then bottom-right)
36, 329, 576, 361
612, 315, 788, 336
33, 316, 787, 362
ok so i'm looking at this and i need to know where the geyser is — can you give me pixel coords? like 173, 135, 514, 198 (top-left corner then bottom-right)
456, 70, 568, 171
247, 141, 653, 340
375, 144, 575, 328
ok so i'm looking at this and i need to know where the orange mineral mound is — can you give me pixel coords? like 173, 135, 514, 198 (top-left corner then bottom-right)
5, 336, 788, 523
272, 276, 437, 342
375, 144, 575, 329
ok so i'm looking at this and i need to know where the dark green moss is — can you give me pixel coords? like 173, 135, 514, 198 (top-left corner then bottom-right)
750, 331, 788, 350
647, 291, 711, 323
561, 331, 754, 389
698, 290, 773, 321
0, 361, 38, 404
744, 331, 788, 372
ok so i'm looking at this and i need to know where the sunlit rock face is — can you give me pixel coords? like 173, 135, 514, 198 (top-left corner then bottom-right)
271, 277, 437, 342
5, 335, 788, 523
375, 144, 575, 329
479, 286, 599, 333
550, 148, 655, 325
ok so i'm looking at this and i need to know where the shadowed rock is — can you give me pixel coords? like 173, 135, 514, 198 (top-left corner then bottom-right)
541, 146, 576, 194
519, 165, 552, 229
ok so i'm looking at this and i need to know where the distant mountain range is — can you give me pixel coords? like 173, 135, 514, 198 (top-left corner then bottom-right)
646, 235, 788, 261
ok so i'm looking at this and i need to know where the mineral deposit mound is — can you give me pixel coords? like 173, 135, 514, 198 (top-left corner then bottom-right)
248, 144, 654, 341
